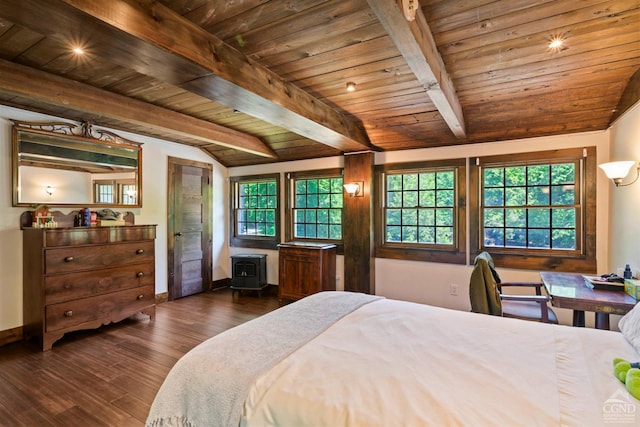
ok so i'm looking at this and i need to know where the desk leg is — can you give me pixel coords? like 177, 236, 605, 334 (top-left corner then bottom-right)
573, 310, 585, 327
595, 313, 610, 330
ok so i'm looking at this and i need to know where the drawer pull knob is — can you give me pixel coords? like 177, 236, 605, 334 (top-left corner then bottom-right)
63, 283, 71, 289
136, 249, 144, 254
137, 294, 144, 300
64, 256, 74, 262
64, 310, 73, 317
137, 272, 144, 278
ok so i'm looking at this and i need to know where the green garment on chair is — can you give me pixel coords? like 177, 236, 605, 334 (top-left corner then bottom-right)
469, 252, 502, 316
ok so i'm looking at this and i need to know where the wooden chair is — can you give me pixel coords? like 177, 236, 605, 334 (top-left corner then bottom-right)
469, 252, 558, 324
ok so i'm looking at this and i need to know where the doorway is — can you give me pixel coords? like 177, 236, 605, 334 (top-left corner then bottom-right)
167, 157, 212, 300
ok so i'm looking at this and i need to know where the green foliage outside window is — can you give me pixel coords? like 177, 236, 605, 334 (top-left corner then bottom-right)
385, 170, 455, 245
237, 180, 277, 236
482, 163, 576, 249
293, 177, 343, 240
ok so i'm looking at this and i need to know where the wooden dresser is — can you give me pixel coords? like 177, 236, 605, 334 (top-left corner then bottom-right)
277, 242, 336, 301
23, 225, 157, 350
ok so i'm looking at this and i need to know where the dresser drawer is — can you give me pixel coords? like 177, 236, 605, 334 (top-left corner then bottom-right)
108, 226, 156, 242
45, 241, 154, 274
45, 285, 155, 332
45, 263, 154, 305
42, 228, 109, 247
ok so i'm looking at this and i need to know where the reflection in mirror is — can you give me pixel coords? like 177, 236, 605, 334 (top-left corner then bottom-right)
12, 121, 142, 207
94, 179, 138, 205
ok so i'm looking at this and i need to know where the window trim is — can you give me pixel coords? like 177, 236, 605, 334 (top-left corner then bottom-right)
285, 168, 344, 253
374, 159, 466, 264
469, 147, 597, 272
229, 173, 280, 250
118, 179, 137, 205
93, 179, 116, 204
93, 178, 137, 204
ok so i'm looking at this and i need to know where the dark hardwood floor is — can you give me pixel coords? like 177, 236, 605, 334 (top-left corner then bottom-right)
0, 287, 280, 426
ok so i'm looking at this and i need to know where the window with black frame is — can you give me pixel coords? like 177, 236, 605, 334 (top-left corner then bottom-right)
230, 174, 280, 249
374, 159, 466, 264
285, 169, 343, 247
384, 170, 455, 246
482, 162, 578, 250
470, 147, 596, 272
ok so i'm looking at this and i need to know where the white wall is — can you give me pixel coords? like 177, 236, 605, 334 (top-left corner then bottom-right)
2, 102, 631, 332
19, 166, 92, 205
229, 131, 612, 327
0, 105, 226, 331
607, 102, 640, 275
228, 157, 346, 289
375, 133, 612, 320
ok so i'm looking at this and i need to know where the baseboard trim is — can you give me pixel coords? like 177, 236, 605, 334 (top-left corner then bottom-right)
212, 278, 232, 290
155, 292, 168, 304
0, 326, 23, 347
156, 279, 233, 302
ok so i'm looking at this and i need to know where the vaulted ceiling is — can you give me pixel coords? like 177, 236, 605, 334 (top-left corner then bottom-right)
0, 0, 638, 167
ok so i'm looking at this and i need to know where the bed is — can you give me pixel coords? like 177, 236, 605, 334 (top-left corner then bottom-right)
146, 291, 640, 426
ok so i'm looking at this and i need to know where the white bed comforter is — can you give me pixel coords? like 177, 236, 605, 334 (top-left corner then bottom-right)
147, 292, 381, 427
242, 298, 640, 427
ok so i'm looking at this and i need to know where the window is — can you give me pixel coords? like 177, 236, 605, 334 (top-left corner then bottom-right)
230, 174, 280, 249
374, 159, 466, 264
385, 171, 455, 245
470, 148, 596, 272
93, 179, 137, 205
483, 163, 578, 249
285, 169, 343, 247
236, 180, 277, 236
94, 180, 114, 204
119, 182, 137, 205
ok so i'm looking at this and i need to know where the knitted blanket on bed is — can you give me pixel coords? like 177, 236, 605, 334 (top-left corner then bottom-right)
146, 291, 382, 427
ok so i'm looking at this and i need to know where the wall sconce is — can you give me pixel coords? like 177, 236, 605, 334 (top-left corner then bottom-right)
343, 182, 363, 197
599, 161, 640, 187
45, 185, 56, 196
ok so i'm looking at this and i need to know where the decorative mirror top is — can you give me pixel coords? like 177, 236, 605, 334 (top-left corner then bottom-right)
13, 120, 143, 147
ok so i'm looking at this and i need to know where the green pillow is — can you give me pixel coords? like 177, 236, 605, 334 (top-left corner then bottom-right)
613, 358, 640, 400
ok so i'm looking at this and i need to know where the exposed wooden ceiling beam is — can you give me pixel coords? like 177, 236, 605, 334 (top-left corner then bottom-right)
611, 67, 640, 124
367, 0, 466, 138
0, 60, 277, 158
0, 0, 373, 153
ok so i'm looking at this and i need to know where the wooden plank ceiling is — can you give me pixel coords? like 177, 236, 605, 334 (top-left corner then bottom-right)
0, 0, 638, 167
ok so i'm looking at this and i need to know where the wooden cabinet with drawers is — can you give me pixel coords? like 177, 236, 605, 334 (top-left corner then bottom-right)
277, 242, 336, 301
22, 225, 157, 350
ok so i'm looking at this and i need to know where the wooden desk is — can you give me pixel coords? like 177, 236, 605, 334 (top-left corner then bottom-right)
540, 271, 636, 330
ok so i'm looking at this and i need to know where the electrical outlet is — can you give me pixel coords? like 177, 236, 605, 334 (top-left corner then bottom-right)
450, 284, 459, 296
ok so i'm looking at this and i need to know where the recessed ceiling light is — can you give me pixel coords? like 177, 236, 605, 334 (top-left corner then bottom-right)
548, 35, 565, 51
72, 47, 85, 55
549, 39, 563, 49
346, 82, 356, 92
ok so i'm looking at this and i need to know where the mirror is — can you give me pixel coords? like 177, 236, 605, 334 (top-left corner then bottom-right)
12, 120, 142, 208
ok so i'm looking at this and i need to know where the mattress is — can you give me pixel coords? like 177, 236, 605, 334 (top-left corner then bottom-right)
147, 292, 640, 427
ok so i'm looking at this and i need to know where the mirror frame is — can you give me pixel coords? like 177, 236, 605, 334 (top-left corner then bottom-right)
12, 120, 143, 208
